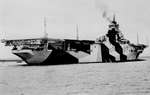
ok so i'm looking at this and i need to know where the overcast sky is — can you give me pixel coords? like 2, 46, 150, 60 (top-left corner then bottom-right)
0, 0, 150, 58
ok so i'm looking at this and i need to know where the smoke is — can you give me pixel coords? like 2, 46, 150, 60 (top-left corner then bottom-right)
94, 0, 113, 22
95, 0, 108, 12
102, 11, 111, 22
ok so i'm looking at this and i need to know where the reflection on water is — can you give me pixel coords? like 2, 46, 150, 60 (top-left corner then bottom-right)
0, 57, 150, 95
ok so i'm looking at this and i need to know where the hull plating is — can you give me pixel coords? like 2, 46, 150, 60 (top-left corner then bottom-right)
12, 49, 52, 64
12, 43, 144, 65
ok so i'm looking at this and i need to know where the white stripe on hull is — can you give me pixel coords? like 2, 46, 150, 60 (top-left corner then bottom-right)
67, 51, 89, 59
126, 52, 139, 60
109, 50, 140, 61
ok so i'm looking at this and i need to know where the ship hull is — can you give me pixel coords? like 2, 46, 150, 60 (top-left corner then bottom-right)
12, 43, 144, 65
12, 49, 52, 65
12, 49, 79, 65
110, 51, 142, 62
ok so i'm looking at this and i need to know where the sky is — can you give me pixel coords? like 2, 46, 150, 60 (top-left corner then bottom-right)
0, 0, 150, 58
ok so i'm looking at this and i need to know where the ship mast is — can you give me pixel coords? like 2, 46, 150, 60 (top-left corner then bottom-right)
112, 14, 118, 26
137, 32, 139, 44
76, 24, 79, 40
43, 16, 48, 38
146, 36, 149, 46
1, 31, 6, 43
113, 14, 116, 22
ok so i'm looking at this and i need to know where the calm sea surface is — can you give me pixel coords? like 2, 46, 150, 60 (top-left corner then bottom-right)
0, 57, 150, 95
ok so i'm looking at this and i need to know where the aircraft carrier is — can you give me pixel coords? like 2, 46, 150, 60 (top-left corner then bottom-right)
1, 16, 147, 65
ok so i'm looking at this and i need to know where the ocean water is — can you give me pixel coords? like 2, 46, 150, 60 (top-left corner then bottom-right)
0, 57, 150, 95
